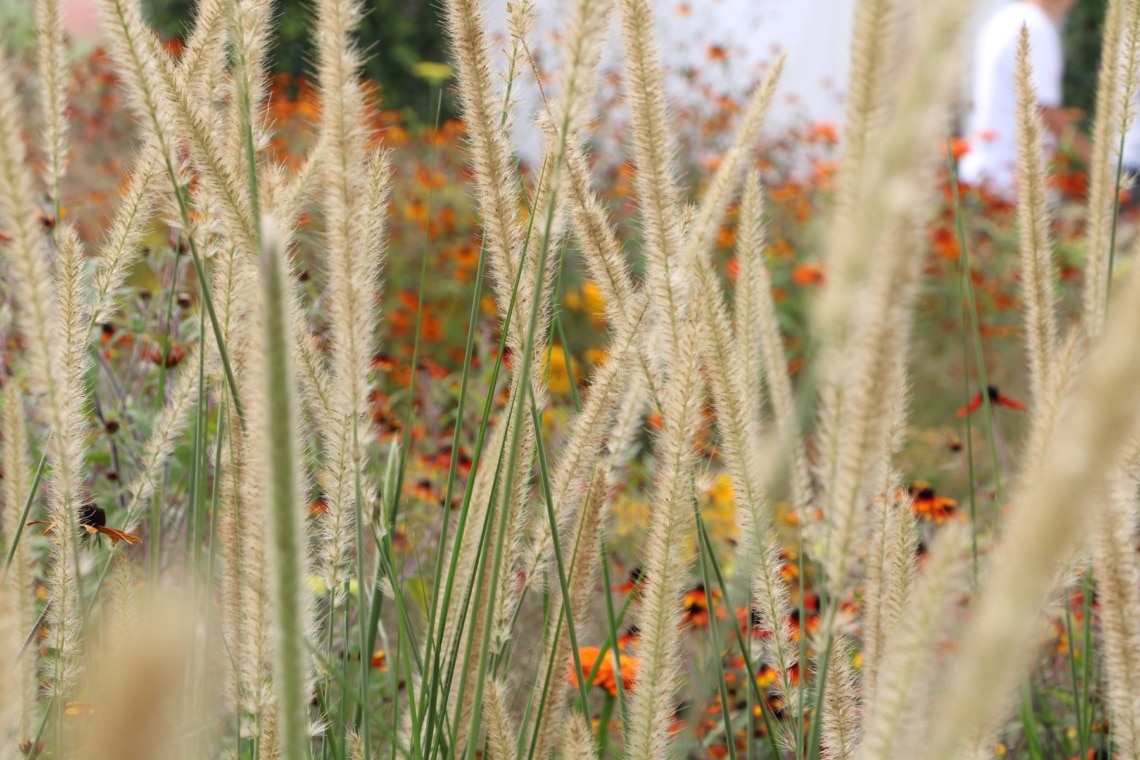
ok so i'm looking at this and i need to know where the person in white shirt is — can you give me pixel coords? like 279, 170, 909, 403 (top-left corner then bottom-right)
1122, 88, 1140, 176
959, 0, 1089, 196
1117, 89, 1140, 218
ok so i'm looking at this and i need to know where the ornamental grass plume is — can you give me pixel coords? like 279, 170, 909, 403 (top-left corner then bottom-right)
616, 0, 687, 368
1090, 474, 1140, 759
0, 48, 87, 701
85, 582, 197, 760
0, 572, 23, 751
35, 0, 67, 211
734, 171, 811, 510
820, 636, 861, 760
814, 0, 973, 599
693, 209, 798, 732
524, 467, 606, 759
623, 317, 705, 760
312, 0, 389, 596
561, 714, 600, 760
1082, 0, 1140, 331
858, 480, 918, 719
858, 524, 970, 759
88, 0, 225, 326
1, 384, 36, 748
1013, 27, 1059, 409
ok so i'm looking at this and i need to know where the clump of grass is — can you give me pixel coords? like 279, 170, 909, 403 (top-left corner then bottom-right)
5, 0, 1140, 758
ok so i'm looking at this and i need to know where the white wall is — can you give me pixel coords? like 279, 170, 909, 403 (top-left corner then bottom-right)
485, 0, 861, 163
484, 0, 1032, 165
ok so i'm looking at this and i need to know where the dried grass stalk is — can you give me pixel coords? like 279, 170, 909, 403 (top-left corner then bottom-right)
1014, 28, 1058, 407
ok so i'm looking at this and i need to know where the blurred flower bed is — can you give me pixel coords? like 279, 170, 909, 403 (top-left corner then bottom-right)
48, 41, 1104, 539
26, 44, 1108, 753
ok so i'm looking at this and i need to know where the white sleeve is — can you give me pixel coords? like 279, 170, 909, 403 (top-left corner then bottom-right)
1028, 18, 1063, 107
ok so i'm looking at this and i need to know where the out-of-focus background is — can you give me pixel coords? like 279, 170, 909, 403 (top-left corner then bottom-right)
0, 0, 1113, 464
0, 0, 1109, 139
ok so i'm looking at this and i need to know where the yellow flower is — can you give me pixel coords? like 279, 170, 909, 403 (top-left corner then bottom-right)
565, 281, 606, 323
412, 61, 453, 85
584, 347, 608, 366
610, 494, 650, 537
544, 344, 573, 394
700, 474, 740, 547
708, 473, 734, 505
581, 280, 606, 320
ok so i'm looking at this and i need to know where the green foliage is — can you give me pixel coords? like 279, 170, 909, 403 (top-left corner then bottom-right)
0, 0, 37, 55
142, 0, 451, 121
1064, 0, 1106, 118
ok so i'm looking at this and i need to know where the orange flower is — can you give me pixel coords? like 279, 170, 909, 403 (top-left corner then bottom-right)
613, 566, 644, 595
945, 136, 970, 161
908, 483, 958, 523
77, 503, 142, 546
930, 226, 959, 260
725, 256, 740, 281
777, 548, 800, 582
403, 197, 429, 224
808, 121, 839, 145
682, 583, 724, 627
411, 479, 437, 503
787, 610, 818, 643
810, 159, 837, 189
161, 37, 184, 57
416, 357, 450, 379
792, 263, 825, 286
99, 322, 134, 359
141, 340, 188, 368
371, 650, 388, 670
570, 646, 639, 696
371, 353, 397, 372
956, 385, 1025, 418
420, 314, 443, 342
716, 225, 735, 249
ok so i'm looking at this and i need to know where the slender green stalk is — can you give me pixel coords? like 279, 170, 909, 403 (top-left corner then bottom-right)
694, 504, 736, 760
3, 444, 48, 575
259, 216, 309, 760
945, 144, 1003, 499
695, 504, 783, 759
463, 156, 559, 760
